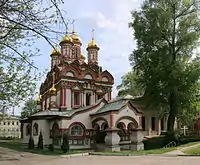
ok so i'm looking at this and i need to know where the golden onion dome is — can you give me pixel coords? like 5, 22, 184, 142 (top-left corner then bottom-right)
60, 34, 73, 44
37, 95, 41, 102
87, 39, 99, 48
87, 29, 99, 50
70, 31, 82, 44
80, 53, 85, 59
50, 84, 56, 92
50, 46, 61, 56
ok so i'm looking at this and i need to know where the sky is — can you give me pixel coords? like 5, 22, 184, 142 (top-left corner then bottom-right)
15, 0, 144, 115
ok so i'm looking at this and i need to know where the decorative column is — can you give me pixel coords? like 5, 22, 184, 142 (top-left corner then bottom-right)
163, 116, 167, 131
60, 84, 66, 111
148, 117, 152, 136
104, 111, 121, 152
157, 118, 161, 135
130, 128, 144, 151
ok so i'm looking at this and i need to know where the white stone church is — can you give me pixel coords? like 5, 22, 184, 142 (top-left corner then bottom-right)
20, 26, 169, 151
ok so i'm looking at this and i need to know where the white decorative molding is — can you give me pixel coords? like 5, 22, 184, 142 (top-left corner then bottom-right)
66, 71, 74, 77
84, 74, 93, 79
102, 76, 109, 82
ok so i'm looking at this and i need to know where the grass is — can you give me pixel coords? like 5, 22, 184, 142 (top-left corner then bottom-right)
92, 147, 175, 156
0, 141, 88, 155
184, 147, 200, 155
92, 142, 200, 156
1, 140, 200, 156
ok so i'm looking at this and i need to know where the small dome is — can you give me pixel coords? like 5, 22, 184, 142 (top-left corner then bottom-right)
80, 53, 85, 59
37, 95, 41, 102
87, 39, 98, 48
50, 84, 56, 92
70, 31, 82, 44
60, 34, 73, 44
50, 47, 61, 56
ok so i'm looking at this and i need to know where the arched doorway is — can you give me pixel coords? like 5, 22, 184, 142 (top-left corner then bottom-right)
52, 123, 60, 145
93, 122, 108, 144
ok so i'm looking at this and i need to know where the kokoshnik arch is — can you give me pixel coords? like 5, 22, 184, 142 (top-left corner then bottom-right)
20, 25, 172, 151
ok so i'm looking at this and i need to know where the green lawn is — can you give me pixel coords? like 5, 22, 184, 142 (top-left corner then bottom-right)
0, 141, 88, 155
92, 142, 200, 156
0, 140, 200, 156
92, 147, 175, 156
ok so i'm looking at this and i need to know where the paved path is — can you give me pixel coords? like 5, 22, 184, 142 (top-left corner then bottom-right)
2, 155, 200, 165
1, 144, 200, 165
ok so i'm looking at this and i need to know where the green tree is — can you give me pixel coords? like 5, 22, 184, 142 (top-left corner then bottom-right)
0, 0, 68, 113
129, 0, 200, 134
61, 132, 69, 153
38, 131, 44, 149
117, 71, 144, 97
21, 99, 37, 118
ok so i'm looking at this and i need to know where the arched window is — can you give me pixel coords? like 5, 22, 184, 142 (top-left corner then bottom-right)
33, 123, 39, 136
101, 122, 108, 131
127, 122, 137, 131
117, 122, 125, 130
70, 124, 84, 136
26, 124, 31, 136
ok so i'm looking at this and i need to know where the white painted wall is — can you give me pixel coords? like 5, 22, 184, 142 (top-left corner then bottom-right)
62, 101, 106, 129
114, 106, 140, 127
66, 88, 71, 110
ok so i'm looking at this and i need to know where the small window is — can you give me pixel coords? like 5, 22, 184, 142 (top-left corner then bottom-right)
75, 47, 79, 58
33, 123, 39, 136
4, 122, 6, 125
73, 92, 80, 106
86, 93, 91, 106
70, 124, 84, 136
12, 121, 14, 125
17, 121, 19, 125
8, 122, 10, 125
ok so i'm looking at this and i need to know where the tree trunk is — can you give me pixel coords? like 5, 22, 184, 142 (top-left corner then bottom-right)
167, 88, 178, 134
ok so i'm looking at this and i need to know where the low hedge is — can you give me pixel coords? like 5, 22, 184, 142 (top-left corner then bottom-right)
143, 135, 200, 150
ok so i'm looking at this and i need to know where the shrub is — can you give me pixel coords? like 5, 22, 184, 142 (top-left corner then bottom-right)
48, 144, 54, 152
38, 132, 43, 149
179, 136, 200, 145
61, 132, 69, 153
28, 136, 34, 149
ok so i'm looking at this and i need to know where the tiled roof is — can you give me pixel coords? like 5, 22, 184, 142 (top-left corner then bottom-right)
91, 95, 138, 115
31, 98, 104, 118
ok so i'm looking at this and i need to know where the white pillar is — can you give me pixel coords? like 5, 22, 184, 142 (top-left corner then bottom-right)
66, 89, 71, 110
148, 117, 151, 136
157, 118, 161, 135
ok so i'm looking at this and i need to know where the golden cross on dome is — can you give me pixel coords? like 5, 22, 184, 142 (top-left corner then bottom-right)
66, 22, 69, 35
92, 29, 95, 40
72, 20, 75, 33
56, 33, 59, 47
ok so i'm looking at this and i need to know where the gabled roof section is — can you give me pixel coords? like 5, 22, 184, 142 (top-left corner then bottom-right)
90, 95, 142, 116
29, 98, 108, 119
